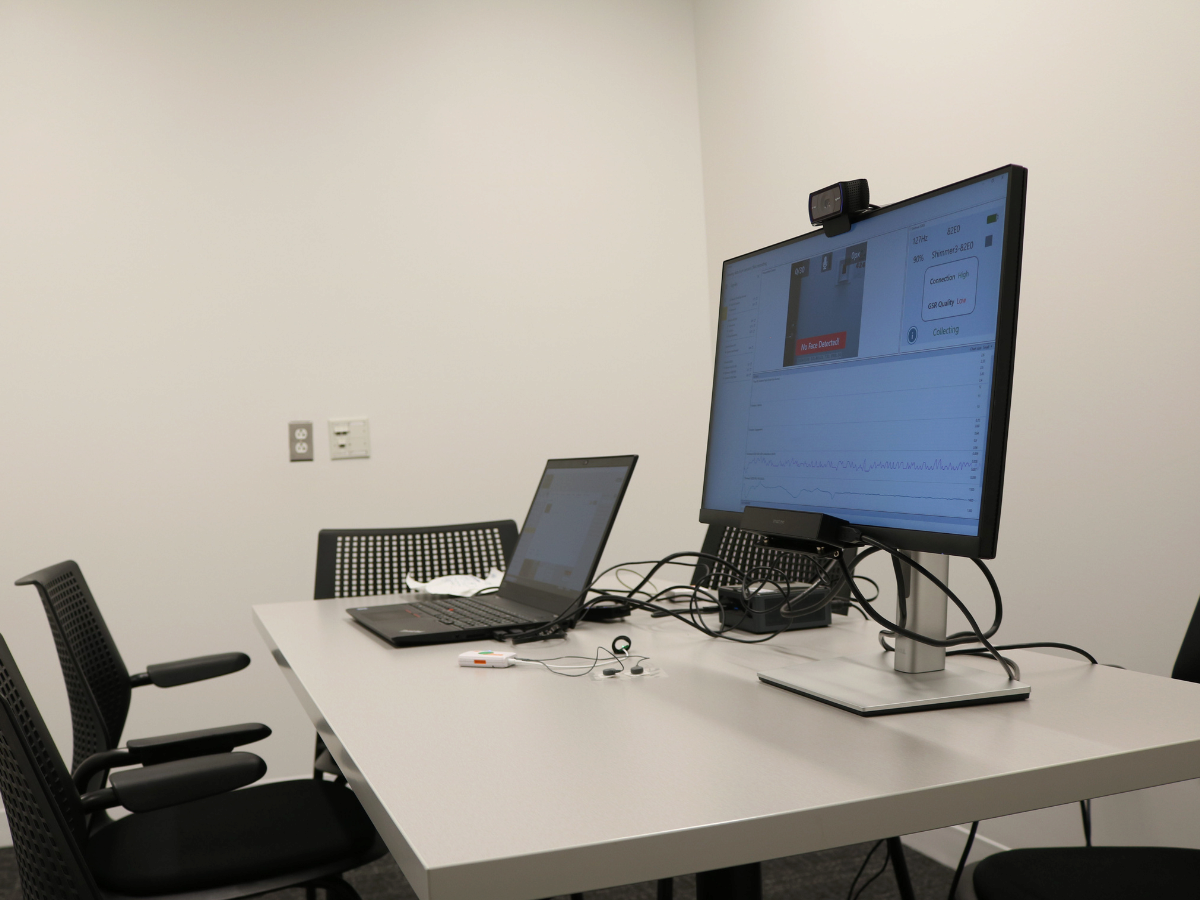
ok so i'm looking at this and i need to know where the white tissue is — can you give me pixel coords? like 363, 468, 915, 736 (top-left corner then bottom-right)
404, 567, 505, 597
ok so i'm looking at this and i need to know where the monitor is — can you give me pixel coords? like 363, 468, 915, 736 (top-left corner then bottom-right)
701, 166, 1026, 559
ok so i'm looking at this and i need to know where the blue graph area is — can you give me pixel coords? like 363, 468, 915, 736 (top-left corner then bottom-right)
743, 479, 974, 515
744, 456, 976, 476
739, 345, 991, 522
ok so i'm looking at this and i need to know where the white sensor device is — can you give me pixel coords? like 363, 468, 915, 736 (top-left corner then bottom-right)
661, 586, 718, 601
458, 650, 517, 668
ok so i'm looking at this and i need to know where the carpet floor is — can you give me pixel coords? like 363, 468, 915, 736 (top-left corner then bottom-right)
0, 841, 953, 900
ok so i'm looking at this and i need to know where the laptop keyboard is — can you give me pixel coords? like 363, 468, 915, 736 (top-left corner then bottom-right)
407, 595, 536, 630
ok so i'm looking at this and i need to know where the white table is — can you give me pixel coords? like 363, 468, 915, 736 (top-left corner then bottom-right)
253, 598, 1200, 900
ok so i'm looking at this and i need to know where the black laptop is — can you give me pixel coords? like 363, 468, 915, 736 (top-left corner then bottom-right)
347, 455, 637, 646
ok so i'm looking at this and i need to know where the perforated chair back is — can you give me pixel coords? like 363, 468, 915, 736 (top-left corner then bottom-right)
14, 562, 130, 771
694, 525, 827, 588
0, 633, 101, 900
314, 520, 520, 600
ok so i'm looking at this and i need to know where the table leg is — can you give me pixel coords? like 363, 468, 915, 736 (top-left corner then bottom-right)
886, 837, 915, 900
695, 862, 762, 900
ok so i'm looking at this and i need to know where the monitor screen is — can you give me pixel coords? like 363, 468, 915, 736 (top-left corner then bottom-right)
701, 166, 1026, 558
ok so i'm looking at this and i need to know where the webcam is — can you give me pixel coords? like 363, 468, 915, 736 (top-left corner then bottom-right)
809, 179, 870, 237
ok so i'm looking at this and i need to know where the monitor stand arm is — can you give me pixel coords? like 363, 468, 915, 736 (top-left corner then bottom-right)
756, 551, 1029, 716
895, 551, 948, 674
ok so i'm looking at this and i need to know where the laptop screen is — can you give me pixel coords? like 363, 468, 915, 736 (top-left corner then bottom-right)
500, 456, 637, 613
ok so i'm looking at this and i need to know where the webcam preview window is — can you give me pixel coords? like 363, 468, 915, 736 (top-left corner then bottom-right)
705, 175, 1008, 536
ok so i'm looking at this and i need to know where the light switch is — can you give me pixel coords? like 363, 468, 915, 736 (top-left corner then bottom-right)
289, 421, 314, 462
328, 417, 370, 460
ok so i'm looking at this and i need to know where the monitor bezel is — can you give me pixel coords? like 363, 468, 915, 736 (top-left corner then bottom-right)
699, 165, 1027, 559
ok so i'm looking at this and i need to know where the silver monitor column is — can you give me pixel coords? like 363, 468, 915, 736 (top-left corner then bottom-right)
894, 553, 948, 675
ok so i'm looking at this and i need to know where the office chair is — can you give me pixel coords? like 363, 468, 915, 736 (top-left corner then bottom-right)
14, 561, 267, 786
311, 520, 519, 776
693, 523, 833, 590
313, 520, 519, 600
0, 631, 383, 900
15, 560, 388, 896
959, 595, 1200, 900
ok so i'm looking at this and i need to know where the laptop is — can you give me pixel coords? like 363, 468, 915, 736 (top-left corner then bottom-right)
347, 455, 637, 646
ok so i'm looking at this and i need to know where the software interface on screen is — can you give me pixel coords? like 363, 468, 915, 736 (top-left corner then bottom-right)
704, 174, 1010, 538
505, 464, 629, 599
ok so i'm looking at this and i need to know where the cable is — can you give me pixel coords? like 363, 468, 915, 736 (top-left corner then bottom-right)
614, 567, 658, 597
862, 537, 1004, 648
845, 841, 883, 900
509, 542, 1096, 690
586, 592, 785, 644
513, 647, 649, 678
849, 537, 1104, 680
504, 551, 764, 644
848, 839, 891, 900
867, 542, 1096, 670
838, 544, 1016, 680
876, 637, 1024, 680
590, 558, 702, 588
507, 541, 887, 646
852, 575, 880, 602
947, 821, 978, 900
948, 642, 1098, 666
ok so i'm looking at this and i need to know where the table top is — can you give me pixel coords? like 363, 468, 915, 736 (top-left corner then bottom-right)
253, 597, 1200, 900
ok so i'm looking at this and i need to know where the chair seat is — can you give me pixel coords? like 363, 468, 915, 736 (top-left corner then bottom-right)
974, 846, 1200, 900
86, 779, 379, 896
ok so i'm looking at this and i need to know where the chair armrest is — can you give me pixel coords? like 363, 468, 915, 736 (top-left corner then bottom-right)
126, 722, 271, 765
81, 752, 266, 813
131, 652, 250, 687
73, 749, 134, 793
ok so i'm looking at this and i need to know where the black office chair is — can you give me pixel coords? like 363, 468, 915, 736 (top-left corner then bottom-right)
0, 630, 383, 899
15, 561, 265, 786
313, 520, 519, 600
960, 596, 1200, 900
311, 520, 519, 777
693, 523, 834, 590
15, 560, 387, 898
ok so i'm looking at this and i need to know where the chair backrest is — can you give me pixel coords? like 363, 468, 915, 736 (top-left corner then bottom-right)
0, 633, 101, 900
695, 524, 829, 588
14, 562, 131, 771
1172, 596, 1200, 684
314, 520, 520, 600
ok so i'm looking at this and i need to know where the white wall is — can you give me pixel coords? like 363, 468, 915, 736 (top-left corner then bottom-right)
0, 0, 710, 829
693, 0, 1200, 863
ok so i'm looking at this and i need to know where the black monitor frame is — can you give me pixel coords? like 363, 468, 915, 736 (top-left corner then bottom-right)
700, 165, 1027, 559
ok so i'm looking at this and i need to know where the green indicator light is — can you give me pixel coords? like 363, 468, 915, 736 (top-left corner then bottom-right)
986, 214, 998, 224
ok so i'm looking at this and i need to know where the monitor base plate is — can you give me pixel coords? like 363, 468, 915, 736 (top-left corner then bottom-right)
758, 654, 1030, 716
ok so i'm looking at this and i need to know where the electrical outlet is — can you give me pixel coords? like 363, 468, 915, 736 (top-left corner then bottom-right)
328, 417, 370, 460
289, 421, 314, 462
